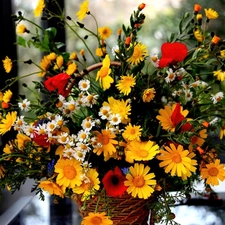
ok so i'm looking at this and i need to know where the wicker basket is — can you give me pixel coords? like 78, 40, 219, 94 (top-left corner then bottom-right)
77, 192, 154, 225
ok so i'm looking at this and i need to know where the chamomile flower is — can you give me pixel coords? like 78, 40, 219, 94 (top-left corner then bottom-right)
18, 99, 31, 112
98, 106, 111, 120
165, 68, 176, 83
57, 132, 70, 144
78, 79, 90, 91
84, 93, 98, 107
108, 113, 121, 125
149, 53, 159, 67
81, 117, 95, 131
210, 92, 224, 104
14, 116, 26, 131
77, 130, 90, 143
184, 89, 193, 102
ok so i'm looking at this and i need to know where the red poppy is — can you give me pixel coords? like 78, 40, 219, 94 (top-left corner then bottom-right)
44, 73, 71, 97
171, 102, 192, 132
102, 166, 127, 197
33, 131, 50, 147
158, 42, 188, 68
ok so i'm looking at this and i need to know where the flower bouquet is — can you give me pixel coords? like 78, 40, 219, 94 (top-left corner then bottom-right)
1, 1, 225, 224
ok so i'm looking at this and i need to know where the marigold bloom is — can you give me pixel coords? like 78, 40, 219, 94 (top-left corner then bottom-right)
93, 129, 118, 159
3, 89, 12, 103
54, 55, 64, 70
204, 8, 219, 20
95, 47, 106, 57
34, 0, 45, 17
122, 123, 142, 141
81, 212, 113, 225
16, 133, 31, 150
213, 69, 225, 81
0, 111, 17, 135
158, 143, 192, 177
125, 140, 159, 163
102, 166, 127, 197
96, 54, 113, 90
127, 43, 148, 66
39, 180, 64, 198
194, 29, 204, 42
54, 158, 83, 188
38, 55, 51, 77
116, 74, 136, 95
2, 56, 12, 73
76, 0, 89, 21
66, 62, 77, 75
200, 159, 225, 186
103, 97, 131, 124
98, 26, 112, 40
73, 168, 100, 199
142, 88, 156, 102
124, 163, 156, 199
156, 103, 189, 132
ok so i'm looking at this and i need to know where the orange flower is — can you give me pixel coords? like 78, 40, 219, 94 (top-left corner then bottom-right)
194, 4, 201, 13
211, 35, 221, 44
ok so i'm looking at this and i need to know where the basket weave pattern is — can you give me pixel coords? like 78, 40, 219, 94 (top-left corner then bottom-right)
77, 193, 153, 225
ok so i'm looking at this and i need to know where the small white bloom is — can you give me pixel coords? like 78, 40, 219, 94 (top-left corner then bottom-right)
99, 106, 111, 120
81, 117, 95, 131
77, 129, 90, 142
112, 45, 119, 57
165, 68, 176, 83
108, 113, 121, 125
210, 92, 224, 104
18, 99, 31, 112
149, 53, 159, 67
184, 89, 193, 102
78, 79, 90, 91
209, 117, 219, 125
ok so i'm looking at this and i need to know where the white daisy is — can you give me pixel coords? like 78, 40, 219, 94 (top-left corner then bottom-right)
78, 79, 90, 91
149, 53, 159, 67
98, 105, 111, 120
57, 132, 70, 144
165, 68, 176, 83
18, 99, 31, 112
13, 116, 26, 132
108, 113, 121, 125
77, 129, 90, 142
210, 92, 224, 104
184, 89, 193, 102
81, 117, 95, 131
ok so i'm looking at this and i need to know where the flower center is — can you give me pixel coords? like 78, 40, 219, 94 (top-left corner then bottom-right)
208, 167, 218, 176
133, 176, 145, 187
139, 150, 148, 158
91, 216, 102, 225
172, 153, 182, 163
111, 175, 119, 185
99, 67, 109, 78
99, 134, 109, 145
63, 165, 76, 179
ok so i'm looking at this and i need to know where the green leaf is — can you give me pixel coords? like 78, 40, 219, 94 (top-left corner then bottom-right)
46, 27, 57, 39
16, 36, 26, 47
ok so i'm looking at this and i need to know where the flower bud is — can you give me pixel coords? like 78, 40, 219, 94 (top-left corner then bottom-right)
194, 4, 201, 14
211, 35, 221, 45
138, 3, 146, 11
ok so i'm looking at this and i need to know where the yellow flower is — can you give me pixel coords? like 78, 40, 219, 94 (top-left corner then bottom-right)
95, 47, 106, 57
219, 126, 225, 140
66, 62, 77, 75
157, 143, 192, 177
70, 52, 78, 60
103, 97, 131, 124
38, 55, 51, 77
2, 56, 12, 73
156, 103, 189, 132
96, 54, 113, 90
127, 43, 148, 66
0, 165, 5, 178
142, 88, 156, 102
200, 159, 225, 186
193, 28, 204, 42
16, 24, 27, 34
16, 133, 31, 150
98, 26, 112, 40
0, 111, 17, 135
125, 140, 159, 163
213, 69, 225, 81
204, 8, 219, 20
122, 123, 142, 141
93, 129, 118, 159
181, 152, 197, 181
220, 50, 225, 58
81, 212, 113, 225
73, 168, 100, 200
39, 180, 64, 198
76, 0, 89, 21
3, 142, 13, 154
3, 89, 12, 103
47, 52, 57, 61
124, 163, 156, 199
34, 0, 45, 17
116, 74, 136, 95
54, 158, 83, 188
53, 55, 64, 70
